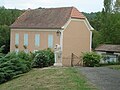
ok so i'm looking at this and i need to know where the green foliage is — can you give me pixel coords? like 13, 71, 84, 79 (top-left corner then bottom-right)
92, 30, 103, 49
83, 0, 120, 49
0, 7, 23, 54
87, 0, 120, 49
32, 49, 54, 68
82, 52, 101, 67
0, 49, 54, 84
0, 46, 5, 58
0, 6, 23, 26
0, 25, 10, 53
0, 51, 32, 84
99, 13, 120, 45
83, 12, 97, 20
114, 0, 120, 12
104, 0, 113, 13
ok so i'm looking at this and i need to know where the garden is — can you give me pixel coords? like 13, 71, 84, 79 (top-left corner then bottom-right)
0, 45, 120, 86
0, 48, 97, 90
0, 48, 54, 84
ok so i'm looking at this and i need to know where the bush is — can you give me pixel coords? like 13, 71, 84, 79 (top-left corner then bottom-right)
82, 52, 101, 67
0, 49, 54, 84
0, 46, 5, 58
0, 51, 32, 84
0, 53, 4, 58
32, 48, 54, 68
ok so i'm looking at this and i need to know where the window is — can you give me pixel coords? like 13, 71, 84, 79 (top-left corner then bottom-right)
35, 34, 40, 46
15, 33, 19, 45
24, 34, 28, 46
48, 34, 53, 48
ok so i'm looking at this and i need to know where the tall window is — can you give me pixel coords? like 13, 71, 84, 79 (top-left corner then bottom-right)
24, 34, 28, 46
48, 34, 53, 48
15, 33, 19, 45
35, 34, 40, 46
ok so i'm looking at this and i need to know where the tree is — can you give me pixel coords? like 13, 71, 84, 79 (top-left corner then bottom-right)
0, 7, 23, 53
114, 0, 120, 12
92, 30, 102, 49
104, 0, 113, 13
0, 25, 10, 53
91, 0, 120, 49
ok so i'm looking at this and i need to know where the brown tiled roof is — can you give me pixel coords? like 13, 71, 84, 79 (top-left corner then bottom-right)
95, 44, 120, 53
10, 7, 85, 29
71, 7, 85, 19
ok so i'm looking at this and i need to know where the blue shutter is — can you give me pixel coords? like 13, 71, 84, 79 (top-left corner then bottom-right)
24, 34, 28, 46
35, 34, 40, 46
15, 33, 19, 45
48, 35, 53, 48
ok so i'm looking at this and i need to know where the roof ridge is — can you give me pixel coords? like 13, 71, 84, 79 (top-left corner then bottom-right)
30, 7, 73, 10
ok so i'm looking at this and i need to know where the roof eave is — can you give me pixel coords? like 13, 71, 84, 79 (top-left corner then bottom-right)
10, 27, 63, 30
95, 50, 120, 53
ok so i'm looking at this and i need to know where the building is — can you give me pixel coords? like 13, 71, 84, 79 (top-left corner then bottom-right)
95, 44, 120, 63
10, 7, 93, 66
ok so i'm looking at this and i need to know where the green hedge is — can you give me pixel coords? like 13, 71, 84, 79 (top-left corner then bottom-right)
82, 52, 101, 67
0, 49, 54, 84
0, 51, 32, 84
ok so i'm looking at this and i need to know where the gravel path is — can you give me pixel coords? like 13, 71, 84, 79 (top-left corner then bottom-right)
79, 67, 120, 90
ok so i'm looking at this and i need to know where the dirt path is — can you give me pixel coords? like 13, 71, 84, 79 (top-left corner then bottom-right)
79, 67, 120, 90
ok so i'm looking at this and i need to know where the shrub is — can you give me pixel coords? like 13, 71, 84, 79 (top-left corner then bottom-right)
0, 53, 4, 58
82, 52, 101, 67
0, 51, 32, 84
0, 46, 5, 58
32, 48, 54, 68
0, 49, 54, 84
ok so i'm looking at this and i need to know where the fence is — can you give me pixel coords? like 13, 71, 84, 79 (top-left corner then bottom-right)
71, 53, 83, 67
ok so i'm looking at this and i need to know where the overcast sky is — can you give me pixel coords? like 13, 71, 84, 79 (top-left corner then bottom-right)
0, 0, 104, 13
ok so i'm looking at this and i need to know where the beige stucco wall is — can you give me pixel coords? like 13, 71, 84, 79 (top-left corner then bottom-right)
62, 19, 91, 66
10, 29, 60, 52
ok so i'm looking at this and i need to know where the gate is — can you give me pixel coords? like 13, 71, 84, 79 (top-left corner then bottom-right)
71, 53, 83, 67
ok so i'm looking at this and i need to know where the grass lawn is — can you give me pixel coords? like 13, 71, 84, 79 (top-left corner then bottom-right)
0, 67, 97, 90
106, 65, 120, 70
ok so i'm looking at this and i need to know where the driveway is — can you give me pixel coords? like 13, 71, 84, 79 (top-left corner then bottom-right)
79, 67, 120, 90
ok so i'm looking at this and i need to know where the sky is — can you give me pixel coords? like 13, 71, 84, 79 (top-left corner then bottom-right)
0, 0, 104, 13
